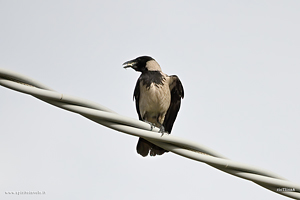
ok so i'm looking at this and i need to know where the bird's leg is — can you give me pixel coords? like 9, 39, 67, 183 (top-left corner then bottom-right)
159, 126, 165, 136
144, 120, 155, 131
156, 121, 166, 137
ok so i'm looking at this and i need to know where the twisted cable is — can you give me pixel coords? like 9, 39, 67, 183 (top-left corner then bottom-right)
0, 68, 299, 199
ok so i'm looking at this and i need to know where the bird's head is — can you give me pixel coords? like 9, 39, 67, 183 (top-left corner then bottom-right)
123, 56, 161, 72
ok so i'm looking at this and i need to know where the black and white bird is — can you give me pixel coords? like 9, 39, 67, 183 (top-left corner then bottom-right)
123, 56, 184, 157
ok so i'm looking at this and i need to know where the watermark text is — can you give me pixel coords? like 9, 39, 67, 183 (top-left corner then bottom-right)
5, 191, 46, 195
276, 188, 295, 192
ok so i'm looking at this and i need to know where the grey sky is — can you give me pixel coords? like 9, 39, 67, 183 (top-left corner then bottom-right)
1, 1, 299, 199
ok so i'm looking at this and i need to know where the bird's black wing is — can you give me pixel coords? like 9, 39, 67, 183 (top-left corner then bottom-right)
133, 77, 142, 120
163, 75, 184, 133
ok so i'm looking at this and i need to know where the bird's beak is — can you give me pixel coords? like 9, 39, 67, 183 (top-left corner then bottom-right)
123, 60, 136, 69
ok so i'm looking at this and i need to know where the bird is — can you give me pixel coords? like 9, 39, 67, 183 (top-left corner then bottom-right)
123, 56, 184, 157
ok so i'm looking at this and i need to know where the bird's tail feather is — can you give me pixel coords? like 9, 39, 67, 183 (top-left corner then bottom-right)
136, 138, 167, 157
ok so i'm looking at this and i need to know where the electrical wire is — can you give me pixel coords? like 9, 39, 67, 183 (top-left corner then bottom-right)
1, 68, 299, 199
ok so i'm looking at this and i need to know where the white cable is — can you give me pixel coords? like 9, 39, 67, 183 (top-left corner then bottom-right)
0, 68, 299, 199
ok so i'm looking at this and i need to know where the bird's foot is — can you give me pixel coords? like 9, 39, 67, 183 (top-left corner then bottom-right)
145, 120, 155, 131
159, 126, 166, 137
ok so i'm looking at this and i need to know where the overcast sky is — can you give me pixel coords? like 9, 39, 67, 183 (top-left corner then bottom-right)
1, 1, 300, 199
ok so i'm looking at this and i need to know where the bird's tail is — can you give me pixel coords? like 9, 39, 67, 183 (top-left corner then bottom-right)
136, 138, 167, 157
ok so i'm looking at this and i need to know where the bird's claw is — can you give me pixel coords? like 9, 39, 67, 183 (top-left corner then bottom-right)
145, 121, 167, 137
145, 120, 155, 131
159, 126, 165, 137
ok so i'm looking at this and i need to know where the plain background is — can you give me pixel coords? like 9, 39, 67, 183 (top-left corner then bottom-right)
0, 1, 299, 199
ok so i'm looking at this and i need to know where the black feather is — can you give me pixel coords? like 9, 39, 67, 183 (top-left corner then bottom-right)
163, 75, 184, 133
139, 71, 165, 89
133, 78, 142, 120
